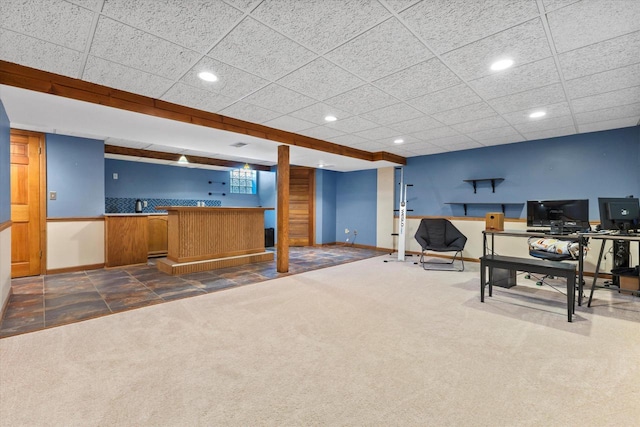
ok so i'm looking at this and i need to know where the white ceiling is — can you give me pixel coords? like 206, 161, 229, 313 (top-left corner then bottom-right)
1, 0, 639, 171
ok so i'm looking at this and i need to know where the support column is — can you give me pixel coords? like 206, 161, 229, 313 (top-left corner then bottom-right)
277, 145, 289, 272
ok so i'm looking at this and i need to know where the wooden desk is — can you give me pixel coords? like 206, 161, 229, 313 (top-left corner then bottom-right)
155, 206, 274, 275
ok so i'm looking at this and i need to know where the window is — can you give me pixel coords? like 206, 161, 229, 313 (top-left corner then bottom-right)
230, 168, 257, 194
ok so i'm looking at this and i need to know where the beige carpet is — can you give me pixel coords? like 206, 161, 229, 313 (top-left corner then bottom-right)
1, 256, 639, 426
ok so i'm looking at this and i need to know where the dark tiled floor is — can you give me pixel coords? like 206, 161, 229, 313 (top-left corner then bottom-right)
0, 246, 383, 338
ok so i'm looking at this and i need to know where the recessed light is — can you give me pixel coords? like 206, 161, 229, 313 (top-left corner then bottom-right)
198, 71, 218, 82
529, 111, 546, 118
490, 59, 514, 71
324, 115, 337, 122
394, 138, 404, 144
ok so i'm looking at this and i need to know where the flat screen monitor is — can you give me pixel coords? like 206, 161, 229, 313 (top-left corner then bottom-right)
527, 199, 590, 231
598, 197, 640, 233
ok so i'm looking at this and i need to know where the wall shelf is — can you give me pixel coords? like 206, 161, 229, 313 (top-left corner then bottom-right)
463, 178, 504, 193
445, 202, 524, 216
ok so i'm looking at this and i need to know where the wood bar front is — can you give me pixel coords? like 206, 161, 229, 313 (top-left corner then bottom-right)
155, 206, 274, 275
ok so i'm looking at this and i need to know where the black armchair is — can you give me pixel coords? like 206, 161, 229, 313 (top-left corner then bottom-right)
414, 218, 467, 271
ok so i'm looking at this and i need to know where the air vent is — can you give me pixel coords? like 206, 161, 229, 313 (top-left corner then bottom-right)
230, 142, 248, 148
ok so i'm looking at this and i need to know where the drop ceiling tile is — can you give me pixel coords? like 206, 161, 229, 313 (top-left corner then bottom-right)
1, 0, 95, 51
252, 0, 390, 53
384, 145, 420, 157
219, 101, 282, 124
223, 0, 261, 12
408, 84, 481, 115
578, 117, 639, 134
571, 86, 640, 113
432, 102, 497, 126
277, 58, 364, 100
452, 115, 510, 134
84, 56, 174, 98
565, 62, 640, 99
90, 16, 200, 80
101, 0, 243, 52
161, 83, 236, 113
547, 0, 640, 53
66, 0, 101, 10
374, 134, 421, 146
373, 57, 461, 100
179, 57, 268, 99
324, 85, 397, 115
262, 116, 316, 133
466, 125, 522, 142
513, 115, 575, 134
354, 127, 399, 140
324, 18, 434, 81
325, 116, 378, 133
389, 116, 443, 133
350, 140, 388, 151
410, 126, 460, 141
145, 144, 186, 154
470, 57, 560, 99
399, 0, 539, 54
430, 134, 477, 148
297, 126, 346, 140
442, 18, 551, 81
501, 102, 572, 126
575, 103, 640, 125
288, 103, 352, 126
477, 134, 526, 146
208, 17, 316, 80
542, 0, 580, 13
360, 103, 424, 126
401, 143, 447, 156
559, 31, 640, 81
522, 125, 576, 141
488, 83, 567, 114
241, 84, 316, 115
0, 28, 83, 78
326, 134, 370, 146
384, 0, 421, 13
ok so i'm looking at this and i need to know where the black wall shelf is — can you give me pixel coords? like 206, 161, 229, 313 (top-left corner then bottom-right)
445, 202, 524, 216
463, 178, 504, 193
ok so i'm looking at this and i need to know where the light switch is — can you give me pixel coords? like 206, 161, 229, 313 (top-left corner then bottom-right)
49, 191, 57, 200
113, 173, 118, 179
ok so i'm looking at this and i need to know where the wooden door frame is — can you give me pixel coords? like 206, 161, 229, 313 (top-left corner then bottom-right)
10, 129, 47, 276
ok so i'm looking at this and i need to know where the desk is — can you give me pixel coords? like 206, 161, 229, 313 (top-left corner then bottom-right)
482, 230, 587, 306
585, 233, 640, 306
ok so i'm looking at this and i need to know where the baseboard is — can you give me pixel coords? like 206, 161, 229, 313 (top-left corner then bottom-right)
46, 263, 105, 275
0, 286, 12, 323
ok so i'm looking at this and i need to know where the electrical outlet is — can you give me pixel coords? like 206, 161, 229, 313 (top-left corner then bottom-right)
143, 200, 148, 208
113, 173, 118, 179
49, 191, 57, 200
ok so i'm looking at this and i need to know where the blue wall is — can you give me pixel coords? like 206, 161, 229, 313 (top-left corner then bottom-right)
0, 100, 9, 223
315, 169, 337, 244
47, 134, 105, 217
400, 127, 640, 220
258, 170, 276, 229
336, 169, 377, 247
105, 159, 272, 208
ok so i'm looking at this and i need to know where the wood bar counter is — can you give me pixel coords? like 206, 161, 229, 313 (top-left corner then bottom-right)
155, 206, 274, 275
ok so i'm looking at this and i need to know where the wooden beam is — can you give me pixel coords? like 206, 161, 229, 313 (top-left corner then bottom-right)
277, 145, 290, 273
0, 60, 406, 166
104, 145, 272, 171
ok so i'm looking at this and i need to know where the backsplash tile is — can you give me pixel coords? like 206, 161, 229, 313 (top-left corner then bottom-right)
105, 197, 222, 213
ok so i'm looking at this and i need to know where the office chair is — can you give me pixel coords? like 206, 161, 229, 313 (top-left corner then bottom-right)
526, 237, 586, 294
414, 218, 467, 271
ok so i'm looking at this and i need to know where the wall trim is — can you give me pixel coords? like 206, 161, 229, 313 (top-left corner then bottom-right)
0, 220, 11, 232
46, 263, 104, 275
47, 216, 105, 222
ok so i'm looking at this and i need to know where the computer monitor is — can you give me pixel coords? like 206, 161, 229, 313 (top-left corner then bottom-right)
598, 197, 640, 233
527, 199, 590, 231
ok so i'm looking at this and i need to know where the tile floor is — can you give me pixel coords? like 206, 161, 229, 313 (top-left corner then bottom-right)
1, 246, 384, 338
